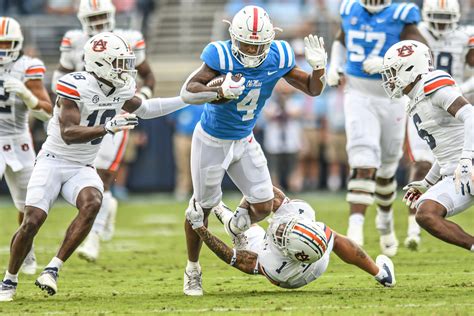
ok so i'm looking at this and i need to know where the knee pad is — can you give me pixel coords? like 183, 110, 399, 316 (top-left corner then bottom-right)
375, 177, 397, 207
346, 169, 376, 206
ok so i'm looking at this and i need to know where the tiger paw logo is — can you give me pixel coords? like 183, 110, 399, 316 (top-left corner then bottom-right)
92, 39, 108, 52
295, 251, 310, 262
397, 45, 414, 57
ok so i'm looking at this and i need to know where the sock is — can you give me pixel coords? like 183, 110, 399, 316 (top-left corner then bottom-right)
91, 191, 112, 235
376, 208, 393, 234
374, 266, 387, 280
407, 214, 420, 236
470, 245, 474, 252
4, 271, 18, 283
186, 260, 200, 271
348, 213, 365, 227
46, 257, 64, 271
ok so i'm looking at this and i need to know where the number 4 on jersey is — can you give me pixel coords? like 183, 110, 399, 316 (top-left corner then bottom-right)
237, 88, 260, 121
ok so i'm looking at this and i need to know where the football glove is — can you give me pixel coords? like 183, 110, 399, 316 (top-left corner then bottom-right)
362, 56, 384, 75
185, 198, 204, 230
304, 34, 327, 71
454, 158, 473, 195
136, 86, 153, 100
228, 207, 251, 235
104, 113, 138, 134
4, 78, 39, 109
402, 179, 431, 209
218, 72, 245, 99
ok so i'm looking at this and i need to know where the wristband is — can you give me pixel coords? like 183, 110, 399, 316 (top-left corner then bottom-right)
229, 248, 237, 266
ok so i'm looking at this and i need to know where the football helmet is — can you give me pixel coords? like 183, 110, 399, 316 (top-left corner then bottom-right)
360, 0, 392, 13
270, 217, 330, 264
225, 5, 277, 68
84, 32, 137, 88
77, 0, 116, 36
422, 0, 460, 37
0, 17, 23, 65
381, 40, 432, 98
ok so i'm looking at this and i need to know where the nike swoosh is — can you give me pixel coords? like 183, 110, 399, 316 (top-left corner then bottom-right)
267, 70, 278, 75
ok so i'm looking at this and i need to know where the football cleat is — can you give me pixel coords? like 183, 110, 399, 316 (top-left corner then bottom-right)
347, 224, 364, 246
0, 280, 17, 302
183, 269, 203, 296
35, 268, 58, 296
77, 232, 100, 262
404, 234, 421, 251
21, 249, 38, 275
380, 232, 399, 257
101, 197, 118, 242
375, 255, 396, 287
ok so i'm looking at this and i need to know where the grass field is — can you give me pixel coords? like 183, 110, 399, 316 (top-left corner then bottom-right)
0, 192, 473, 315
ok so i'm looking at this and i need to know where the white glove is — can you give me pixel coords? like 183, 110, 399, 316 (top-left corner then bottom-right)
228, 207, 251, 235
327, 66, 342, 87
185, 198, 204, 230
4, 78, 39, 109
304, 34, 327, 71
362, 56, 384, 75
104, 113, 138, 134
219, 72, 245, 99
454, 158, 473, 195
136, 86, 153, 100
402, 179, 431, 209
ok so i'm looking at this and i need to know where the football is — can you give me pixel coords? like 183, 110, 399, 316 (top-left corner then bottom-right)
206, 73, 242, 104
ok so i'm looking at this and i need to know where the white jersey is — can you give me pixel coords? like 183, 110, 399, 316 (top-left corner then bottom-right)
42, 71, 135, 165
257, 200, 334, 289
419, 23, 473, 82
59, 29, 146, 71
0, 55, 46, 137
406, 70, 465, 176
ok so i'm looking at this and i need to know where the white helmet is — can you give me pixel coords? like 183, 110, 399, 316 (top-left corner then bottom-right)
77, 0, 116, 36
84, 32, 136, 88
270, 217, 330, 264
0, 17, 23, 65
381, 40, 432, 98
422, 0, 460, 37
225, 5, 276, 68
359, 0, 392, 13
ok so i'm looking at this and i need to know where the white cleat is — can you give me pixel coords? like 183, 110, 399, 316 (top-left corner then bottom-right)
35, 268, 58, 296
102, 197, 118, 242
0, 280, 17, 302
375, 255, 396, 287
380, 232, 399, 257
21, 250, 38, 275
77, 232, 100, 262
183, 269, 203, 296
347, 225, 364, 246
404, 234, 421, 251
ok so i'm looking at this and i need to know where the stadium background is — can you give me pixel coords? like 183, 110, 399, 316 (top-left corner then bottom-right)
0, 0, 473, 195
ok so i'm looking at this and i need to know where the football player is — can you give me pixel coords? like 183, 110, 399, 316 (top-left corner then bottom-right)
404, 0, 474, 250
381, 40, 474, 253
180, 5, 327, 296
0, 17, 53, 275
0, 32, 186, 302
51, 0, 156, 262
327, 0, 428, 256
185, 187, 396, 290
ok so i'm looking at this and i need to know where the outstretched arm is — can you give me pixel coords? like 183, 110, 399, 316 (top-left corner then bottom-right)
123, 95, 188, 119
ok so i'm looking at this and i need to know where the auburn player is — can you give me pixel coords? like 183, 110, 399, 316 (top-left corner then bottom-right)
0, 17, 52, 275
327, 0, 427, 257
180, 5, 327, 296
0, 32, 186, 302
185, 187, 396, 290
404, 0, 474, 250
381, 40, 474, 253
51, 0, 156, 262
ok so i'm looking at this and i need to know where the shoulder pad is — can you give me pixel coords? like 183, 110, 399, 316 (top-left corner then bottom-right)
339, 0, 358, 17
56, 72, 85, 101
423, 71, 456, 96
391, 2, 420, 23
272, 40, 295, 70
201, 41, 234, 72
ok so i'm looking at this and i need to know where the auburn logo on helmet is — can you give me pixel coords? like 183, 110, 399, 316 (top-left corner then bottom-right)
397, 45, 414, 57
92, 39, 107, 52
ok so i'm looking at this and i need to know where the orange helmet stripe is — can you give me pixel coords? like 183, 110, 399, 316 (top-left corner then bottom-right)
293, 225, 327, 252
0, 18, 6, 36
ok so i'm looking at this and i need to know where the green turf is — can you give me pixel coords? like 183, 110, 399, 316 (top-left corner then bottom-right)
0, 192, 473, 315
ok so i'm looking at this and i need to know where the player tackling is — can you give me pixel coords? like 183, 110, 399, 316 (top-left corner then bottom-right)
381, 40, 474, 253
0, 32, 187, 302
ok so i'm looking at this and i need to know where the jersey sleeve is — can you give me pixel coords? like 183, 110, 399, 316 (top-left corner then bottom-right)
200, 41, 230, 72
274, 40, 295, 72
424, 71, 460, 111
392, 2, 421, 24
129, 30, 146, 66
339, 0, 357, 17
24, 58, 46, 81
56, 73, 81, 101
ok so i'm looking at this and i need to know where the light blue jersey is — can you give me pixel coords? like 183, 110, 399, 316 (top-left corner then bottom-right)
340, 0, 420, 80
200, 40, 295, 140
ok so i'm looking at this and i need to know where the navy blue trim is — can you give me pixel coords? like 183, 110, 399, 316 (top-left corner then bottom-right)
57, 92, 80, 100
293, 231, 323, 256
58, 79, 77, 89
424, 74, 452, 85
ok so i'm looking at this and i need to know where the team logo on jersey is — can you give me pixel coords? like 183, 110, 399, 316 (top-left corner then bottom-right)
92, 39, 108, 52
397, 45, 415, 57
350, 17, 357, 25
295, 251, 310, 262
92, 95, 99, 103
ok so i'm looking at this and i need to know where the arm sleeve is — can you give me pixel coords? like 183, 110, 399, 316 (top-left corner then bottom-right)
424, 160, 441, 185
329, 40, 346, 72
460, 76, 474, 95
455, 104, 474, 159
133, 96, 188, 119
180, 63, 219, 104
400, 3, 421, 24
